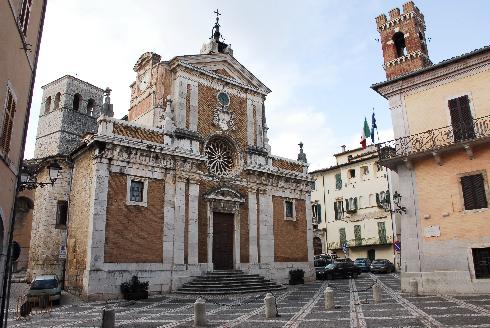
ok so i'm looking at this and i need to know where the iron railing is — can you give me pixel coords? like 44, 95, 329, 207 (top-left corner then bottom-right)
377, 115, 490, 161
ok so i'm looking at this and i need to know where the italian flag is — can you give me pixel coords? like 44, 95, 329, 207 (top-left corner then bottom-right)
360, 117, 371, 149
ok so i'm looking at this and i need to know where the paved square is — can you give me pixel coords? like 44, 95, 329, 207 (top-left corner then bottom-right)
7, 274, 490, 327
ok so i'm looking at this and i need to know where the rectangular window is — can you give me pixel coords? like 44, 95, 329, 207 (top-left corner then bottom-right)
361, 166, 369, 176
354, 225, 362, 246
472, 247, 490, 279
448, 95, 475, 142
339, 228, 346, 247
56, 200, 68, 228
335, 173, 342, 190
316, 204, 322, 223
130, 180, 144, 202
18, 0, 33, 36
378, 222, 387, 244
285, 200, 294, 218
334, 200, 344, 220
348, 169, 356, 179
1, 88, 16, 154
461, 174, 488, 210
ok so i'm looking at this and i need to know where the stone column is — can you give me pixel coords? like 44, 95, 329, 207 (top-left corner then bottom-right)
163, 172, 176, 265
248, 190, 258, 264
305, 193, 314, 262
187, 181, 199, 265
258, 190, 274, 264
85, 159, 110, 294
206, 203, 213, 270
234, 210, 241, 268
173, 177, 186, 265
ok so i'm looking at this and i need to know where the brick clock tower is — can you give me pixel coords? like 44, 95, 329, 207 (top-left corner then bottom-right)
376, 1, 432, 80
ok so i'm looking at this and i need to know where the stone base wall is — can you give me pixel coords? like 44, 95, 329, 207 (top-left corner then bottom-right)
77, 261, 314, 300
401, 271, 490, 295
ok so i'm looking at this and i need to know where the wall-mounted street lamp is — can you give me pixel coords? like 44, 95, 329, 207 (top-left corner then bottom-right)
18, 161, 62, 191
380, 191, 407, 214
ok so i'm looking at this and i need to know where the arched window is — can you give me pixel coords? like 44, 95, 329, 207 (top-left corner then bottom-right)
45, 96, 51, 114
87, 98, 95, 116
54, 92, 61, 109
72, 93, 81, 111
393, 32, 406, 57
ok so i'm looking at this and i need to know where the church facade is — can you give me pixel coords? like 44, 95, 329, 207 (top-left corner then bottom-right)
27, 18, 314, 299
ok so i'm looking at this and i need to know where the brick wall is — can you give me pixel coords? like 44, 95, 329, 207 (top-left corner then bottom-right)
272, 196, 308, 262
66, 150, 93, 293
104, 173, 164, 263
113, 123, 164, 143
272, 158, 304, 173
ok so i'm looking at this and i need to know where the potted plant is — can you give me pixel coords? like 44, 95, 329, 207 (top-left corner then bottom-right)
120, 276, 149, 300
289, 269, 305, 285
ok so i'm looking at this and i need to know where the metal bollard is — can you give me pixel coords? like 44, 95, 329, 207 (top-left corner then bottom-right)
372, 283, 382, 303
194, 297, 206, 327
409, 279, 418, 297
264, 293, 276, 318
101, 308, 115, 328
324, 287, 334, 310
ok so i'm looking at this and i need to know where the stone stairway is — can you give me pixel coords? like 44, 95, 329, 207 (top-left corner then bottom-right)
176, 270, 286, 294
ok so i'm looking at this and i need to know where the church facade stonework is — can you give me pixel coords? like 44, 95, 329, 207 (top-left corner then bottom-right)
28, 24, 314, 299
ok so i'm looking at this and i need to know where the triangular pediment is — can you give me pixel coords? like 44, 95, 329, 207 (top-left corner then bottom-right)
204, 187, 245, 203
170, 54, 271, 95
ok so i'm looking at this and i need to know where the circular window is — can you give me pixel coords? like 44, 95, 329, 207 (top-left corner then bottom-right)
205, 138, 234, 176
217, 91, 230, 107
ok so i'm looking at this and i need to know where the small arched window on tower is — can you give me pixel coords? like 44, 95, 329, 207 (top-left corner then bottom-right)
44, 96, 51, 114
393, 32, 407, 58
54, 92, 61, 109
72, 93, 81, 111
87, 98, 95, 116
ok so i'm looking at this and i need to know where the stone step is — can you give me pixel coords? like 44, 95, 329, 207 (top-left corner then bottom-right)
176, 270, 284, 295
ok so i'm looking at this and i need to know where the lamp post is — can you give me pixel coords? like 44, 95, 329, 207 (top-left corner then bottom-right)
0, 160, 62, 326
380, 191, 407, 214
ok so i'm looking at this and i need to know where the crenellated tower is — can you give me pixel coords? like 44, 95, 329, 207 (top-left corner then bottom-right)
376, 1, 431, 80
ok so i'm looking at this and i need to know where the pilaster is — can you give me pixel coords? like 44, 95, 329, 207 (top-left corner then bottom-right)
187, 181, 199, 264
173, 177, 186, 265
188, 82, 199, 131
305, 193, 314, 262
248, 190, 258, 264
258, 189, 274, 263
163, 172, 176, 265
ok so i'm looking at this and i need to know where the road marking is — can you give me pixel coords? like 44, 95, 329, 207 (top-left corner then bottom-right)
350, 279, 367, 328
283, 281, 328, 328
368, 273, 444, 328
440, 295, 490, 316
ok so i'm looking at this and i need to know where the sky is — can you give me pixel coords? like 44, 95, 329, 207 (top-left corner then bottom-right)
25, 0, 490, 170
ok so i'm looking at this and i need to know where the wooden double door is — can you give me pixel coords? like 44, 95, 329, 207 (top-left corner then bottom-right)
212, 212, 234, 270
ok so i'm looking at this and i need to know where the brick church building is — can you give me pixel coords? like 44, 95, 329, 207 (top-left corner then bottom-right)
27, 14, 314, 299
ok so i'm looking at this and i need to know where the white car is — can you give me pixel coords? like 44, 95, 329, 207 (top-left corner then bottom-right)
27, 275, 62, 305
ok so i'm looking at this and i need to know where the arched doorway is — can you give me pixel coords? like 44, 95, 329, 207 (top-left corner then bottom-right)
313, 237, 322, 256
368, 249, 376, 262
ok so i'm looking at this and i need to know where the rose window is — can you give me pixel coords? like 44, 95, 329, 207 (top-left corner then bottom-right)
205, 138, 234, 176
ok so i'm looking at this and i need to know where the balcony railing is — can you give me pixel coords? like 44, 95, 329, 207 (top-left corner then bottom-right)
377, 115, 490, 162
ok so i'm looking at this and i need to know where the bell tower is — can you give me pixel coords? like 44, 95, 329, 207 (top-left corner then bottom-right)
376, 1, 431, 80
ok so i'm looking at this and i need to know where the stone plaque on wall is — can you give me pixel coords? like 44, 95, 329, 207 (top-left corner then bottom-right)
424, 225, 440, 238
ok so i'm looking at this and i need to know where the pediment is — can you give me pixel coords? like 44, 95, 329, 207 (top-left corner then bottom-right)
204, 187, 245, 203
170, 54, 271, 95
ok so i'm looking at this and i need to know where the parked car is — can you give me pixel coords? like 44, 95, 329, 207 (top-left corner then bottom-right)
317, 261, 361, 280
27, 275, 62, 305
370, 259, 395, 273
354, 258, 371, 272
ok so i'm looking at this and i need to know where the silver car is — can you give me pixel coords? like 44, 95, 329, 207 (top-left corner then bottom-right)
27, 275, 62, 305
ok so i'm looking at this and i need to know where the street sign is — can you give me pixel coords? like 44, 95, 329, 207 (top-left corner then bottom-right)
59, 245, 67, 259
342, 242, 349, 257
394, 241, 401, 253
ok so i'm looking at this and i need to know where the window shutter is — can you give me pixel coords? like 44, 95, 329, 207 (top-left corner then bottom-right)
317, 204, 322, 223
461, 175, 477, 210
473, 174, 488, 209
449, 96, 474, 141
334, 202, 338, 220
376, 193, 380, 207
354, 197, 358, 210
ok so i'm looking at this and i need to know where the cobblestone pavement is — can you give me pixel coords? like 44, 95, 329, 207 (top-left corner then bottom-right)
7, 273, 490, 327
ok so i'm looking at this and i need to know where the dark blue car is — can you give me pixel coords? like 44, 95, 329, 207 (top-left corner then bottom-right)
354, 258, 371, 272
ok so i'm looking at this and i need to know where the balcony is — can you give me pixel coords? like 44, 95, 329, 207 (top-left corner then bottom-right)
377, 115, 490, 168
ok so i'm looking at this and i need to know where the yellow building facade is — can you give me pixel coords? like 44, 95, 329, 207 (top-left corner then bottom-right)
374, 2, 490, 294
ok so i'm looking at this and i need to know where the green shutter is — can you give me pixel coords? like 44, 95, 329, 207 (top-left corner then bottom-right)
378, 222, 387, 244
354, 225, 362, 246
335, 173, 342, 190
339, 228, 346, 247
317, 204, 322, 223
